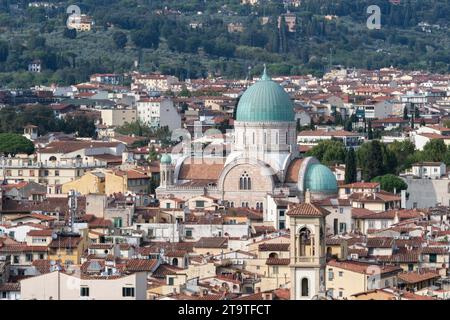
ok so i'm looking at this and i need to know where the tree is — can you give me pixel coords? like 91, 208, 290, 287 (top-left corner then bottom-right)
367, 120, 373, 140
403, 106, 409, 120
0, 133, 35, 156
344, 118, 353, 131
63, 28, 77, 39
357, 140, 385, 181
422, 139, 447, 162
344, 147, 357, 184
387, 140, 416, 173
148, 145, 158, 162
371, 174, 408, 193
306, 140, 346, 165
113, 31, 127, 49
0, 41, 8, 62
131, 29, 160, 49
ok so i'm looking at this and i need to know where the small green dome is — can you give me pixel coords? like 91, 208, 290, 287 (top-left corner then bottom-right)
236, 67, 295, 122
160, 154, 172, 164
304, 164, 338, 194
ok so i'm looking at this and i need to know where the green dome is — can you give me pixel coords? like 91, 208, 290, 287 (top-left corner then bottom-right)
236, 67, 295, 122
160, 154, 172, 164
304, 164, 338, 194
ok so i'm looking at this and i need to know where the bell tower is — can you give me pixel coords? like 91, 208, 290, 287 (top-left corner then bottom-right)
287, 193, 329, 300
159, 154, 174, 189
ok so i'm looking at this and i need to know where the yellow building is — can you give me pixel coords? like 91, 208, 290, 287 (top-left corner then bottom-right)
61, 169, 150, 195
104, 169, 150, 195
48, 233, 88, 265
62, 171, 105, 195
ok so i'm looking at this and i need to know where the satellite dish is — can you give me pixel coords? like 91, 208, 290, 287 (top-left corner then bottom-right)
52, 232, 58, 240
50, 260, 56, 266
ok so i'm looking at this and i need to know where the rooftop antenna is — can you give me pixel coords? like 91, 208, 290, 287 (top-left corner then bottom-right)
67, 189, 77, 233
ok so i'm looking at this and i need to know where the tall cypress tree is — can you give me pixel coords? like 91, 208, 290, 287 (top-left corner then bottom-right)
367, 120, 373, 140
365, 141, 384, 181
403, 106, 408, 120
344, 147, 357, 184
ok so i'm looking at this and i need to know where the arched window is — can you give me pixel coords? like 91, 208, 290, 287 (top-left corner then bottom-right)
269, 252, 278, 259
162, 171, 165, 182
49, 156, 57, 162
256, 203, 260, 210
172, 258, 178, 266
301, 278, 309, 297
264, 132, 267, 144
252, 132, 255, 144
285, 131, 288, 144
299, 227, 311, 257
239, 172, 252, 190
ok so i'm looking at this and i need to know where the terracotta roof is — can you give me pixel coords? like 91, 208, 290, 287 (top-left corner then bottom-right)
421, 247, 449, 254
125, 259, 159, 272
89, 243, 114, 250
0, 283, 20, 291
349, 192, 401, 203
398, 271, 440, 284
48, 235, 82, 249
258, 243, 290, 252
348, 248, 369, 257
165, 250, 188, 257
253, 225, 277, 236
113, 169, 150, 180
152, 264, 185, 278
351, 208, 376, 218
273, 288, 290, 300
287, 203, 329, 217
376, 252, 421, 263
27, 229, 53, 237
39, 141, 121, 154
178, 158, 224, 181
194, 237, 228, 249
285, 158, 304, 183
366, 237, 423, 248
327, 260, 402, 275
340, 182, 380, 189
32, 259, 63, 274
0, 244, 48, 253
266, 258, 290, 265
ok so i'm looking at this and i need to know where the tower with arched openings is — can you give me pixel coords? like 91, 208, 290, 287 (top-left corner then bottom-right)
287, 191, 329, 300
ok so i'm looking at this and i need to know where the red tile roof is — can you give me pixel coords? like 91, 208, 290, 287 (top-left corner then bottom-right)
287, 203, 329, 217
327, 260, 402, 275
398, 271, 440, 284
258, 243, 290, 252
266, 258, 290, 265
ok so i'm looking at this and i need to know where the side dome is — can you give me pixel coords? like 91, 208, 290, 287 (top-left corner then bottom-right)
236, 67, 295, 122
304, 164, 338, 194
160, 154, 172, 164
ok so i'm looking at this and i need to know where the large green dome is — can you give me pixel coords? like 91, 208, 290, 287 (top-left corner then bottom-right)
304, 164, 338, 194
236, 68, 295, 122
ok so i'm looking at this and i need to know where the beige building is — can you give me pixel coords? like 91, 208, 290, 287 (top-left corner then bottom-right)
20, 271, 147, 300
100, 108, 137, 127
326, 260, 402, 299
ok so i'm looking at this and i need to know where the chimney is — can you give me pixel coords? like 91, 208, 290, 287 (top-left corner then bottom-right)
305, 189, 312, 204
